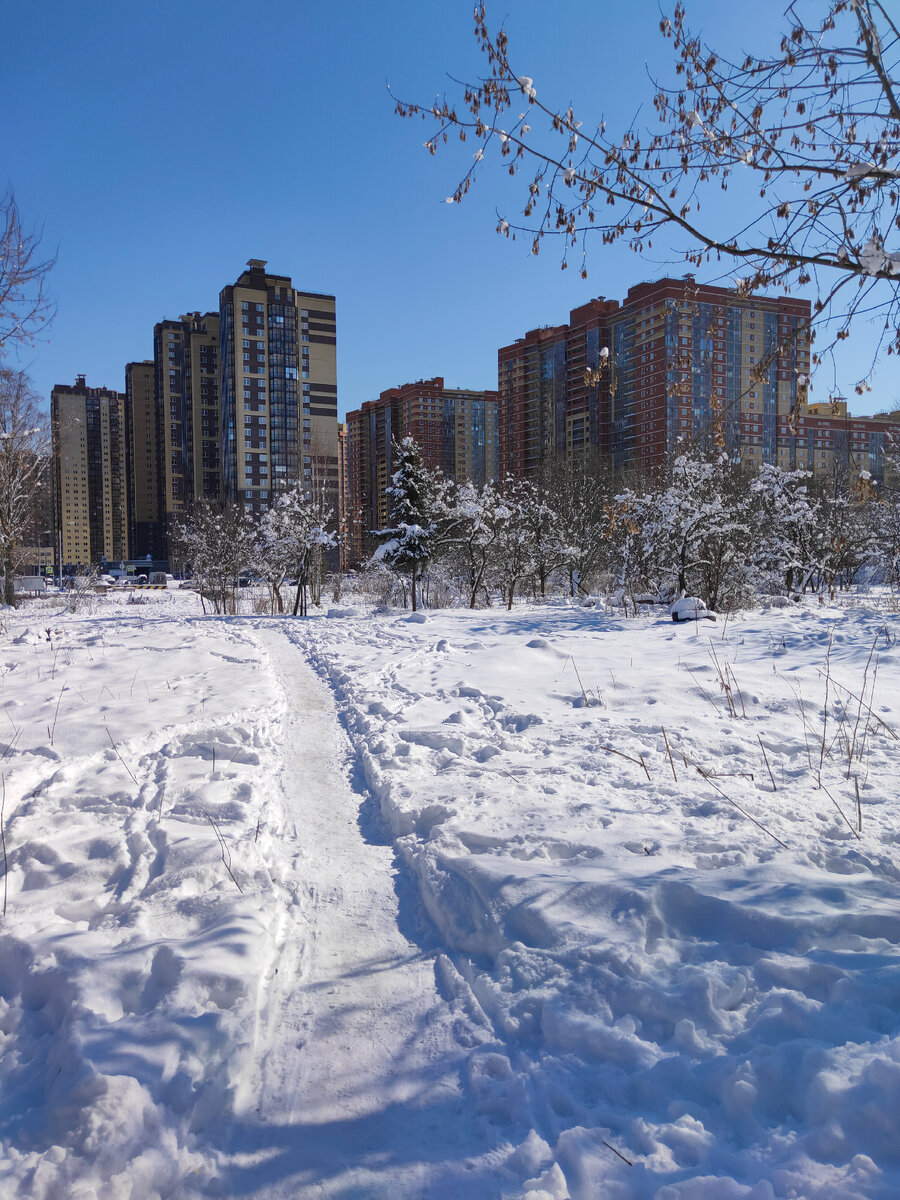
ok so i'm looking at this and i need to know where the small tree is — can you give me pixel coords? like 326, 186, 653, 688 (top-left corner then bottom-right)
489, 477, 535, 609
634, 451, 751, 607
751, 463, 821, 595
258, 483, 337, 617
0, 369, 49, 607
450, 479, 508, 607
373, 438, 449, 611
518, 473, 568, 598
542, 454, 616, 597
178, 503, 258, 615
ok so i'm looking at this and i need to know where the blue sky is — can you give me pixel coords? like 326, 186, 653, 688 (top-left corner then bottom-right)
3, 0, 897, 418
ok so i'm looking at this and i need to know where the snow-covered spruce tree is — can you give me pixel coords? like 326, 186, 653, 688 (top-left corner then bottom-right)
0, 368, 48, 608
399, 1, 900, 387
178, 503, 258, 615
373, 437, 451, 612
258, 483, 337, 617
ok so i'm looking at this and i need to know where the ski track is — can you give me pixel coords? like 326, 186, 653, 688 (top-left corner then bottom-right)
225, 625, 507, 1198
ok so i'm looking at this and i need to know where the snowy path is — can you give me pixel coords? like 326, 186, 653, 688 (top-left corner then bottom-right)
224, 626, 504, 1198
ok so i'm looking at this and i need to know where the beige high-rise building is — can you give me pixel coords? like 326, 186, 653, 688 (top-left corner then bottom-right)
219, 260, 337, 515
51, 376, 130, 570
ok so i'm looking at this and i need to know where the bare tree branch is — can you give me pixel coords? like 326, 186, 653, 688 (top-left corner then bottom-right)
394, 1, 900, 389
0, 193, 54, 358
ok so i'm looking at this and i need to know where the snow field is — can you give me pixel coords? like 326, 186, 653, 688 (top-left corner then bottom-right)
2, 591, 900, 1198
295, 600, 900, 1198
0, 604, 291, 1198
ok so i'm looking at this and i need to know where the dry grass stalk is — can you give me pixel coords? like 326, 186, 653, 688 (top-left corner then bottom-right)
683, 664, 722, 717
708, 645, 739, 718
49, 682, 66, 748
661, 725, 678, 782
817, 671, 897, 743
207, 815, 243, 893
819, 628, 834, 786
598, 743, 651, 781
819, 781, 861, 840
1, 729, 21, 763
564, 656, 601, 706
688, 755, 788, 850
757, 734, 777, 792
104, 726, 139, 787
854, 775, 862, 831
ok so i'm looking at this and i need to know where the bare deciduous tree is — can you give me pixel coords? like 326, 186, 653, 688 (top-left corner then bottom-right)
0, 369, 49, 606
1, 194, 54, 357
396, 1, 900, 388
178, 503, 257, 615
258, 483, 337, 617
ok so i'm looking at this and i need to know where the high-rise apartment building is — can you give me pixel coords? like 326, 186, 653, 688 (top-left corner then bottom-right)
337, 421, 349, 570
345, 377, 499, 566
125, 360, 164, 560
218, 260, 337, 516
51, 376, 130, 569
784, 399, 900, 487
499, 277, 812, 478
153, 310, 221, 536
186, 313, 221, 504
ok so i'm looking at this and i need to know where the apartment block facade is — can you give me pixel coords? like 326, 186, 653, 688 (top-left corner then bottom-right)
51, 376, 130, 569
125, 360, 164, 560
786, 399, 900, 487
219, 261, 337, 517
153, 310, 221, 536
345, 377, 499, 566
499, 277, 813, 478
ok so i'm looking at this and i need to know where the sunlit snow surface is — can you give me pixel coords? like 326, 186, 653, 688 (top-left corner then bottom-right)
1, 590, 899, 1198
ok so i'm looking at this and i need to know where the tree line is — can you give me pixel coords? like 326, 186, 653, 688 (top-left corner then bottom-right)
372, 436, 900, 613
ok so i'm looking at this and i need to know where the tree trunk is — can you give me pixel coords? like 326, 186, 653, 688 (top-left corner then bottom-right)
2, 555, 15, 607
507, 579, 516, 610
469, 559, 486, 608
410, 563, 418, 612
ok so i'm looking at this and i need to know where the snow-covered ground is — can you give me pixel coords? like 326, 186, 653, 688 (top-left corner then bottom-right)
1, 590, 899, 1198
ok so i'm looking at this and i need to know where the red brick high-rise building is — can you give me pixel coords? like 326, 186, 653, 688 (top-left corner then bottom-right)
345, 377, 499, 566
499, 277, 813, 478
